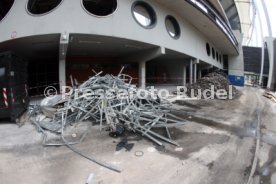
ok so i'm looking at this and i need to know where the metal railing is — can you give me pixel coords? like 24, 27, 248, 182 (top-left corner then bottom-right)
187, 0, 239, 48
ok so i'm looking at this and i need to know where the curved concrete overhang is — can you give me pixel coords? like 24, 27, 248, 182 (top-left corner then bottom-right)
0, 0, 236, 70
208, 0, 229, 23
155, 0, 239, 55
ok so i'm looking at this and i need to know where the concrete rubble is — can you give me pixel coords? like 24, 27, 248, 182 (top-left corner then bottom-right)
27, 69, 186, 172
187, 72, 239, 98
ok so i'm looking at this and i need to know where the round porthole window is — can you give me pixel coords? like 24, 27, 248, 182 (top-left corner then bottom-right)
82, 0, 117, 17
27, 0, 63, 15
132, 1, 156, 28
212, 48, 215, 59
206, 43, 211, 56
0, 0, 14, 22
165, 16, 180, 39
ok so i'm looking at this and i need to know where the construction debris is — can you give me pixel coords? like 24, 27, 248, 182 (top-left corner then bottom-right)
27, 69, 186, 172
263, 91, 276, 103
85, 173, 94, 184
187, 72, 239, 99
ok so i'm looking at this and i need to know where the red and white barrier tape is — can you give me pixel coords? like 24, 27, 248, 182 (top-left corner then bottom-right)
2, 88, 8, 108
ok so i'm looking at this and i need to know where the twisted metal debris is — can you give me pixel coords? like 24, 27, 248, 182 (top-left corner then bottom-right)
29, 68, 186, 172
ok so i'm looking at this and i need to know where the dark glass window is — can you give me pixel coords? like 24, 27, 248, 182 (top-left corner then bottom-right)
0, 0, 14, 21
132, 1, 156, 28
206, 43, 210, 56
27, 0, 62, 15
212, 48, 215, 59
83, 0, 117, 16
165, 16, 181, 39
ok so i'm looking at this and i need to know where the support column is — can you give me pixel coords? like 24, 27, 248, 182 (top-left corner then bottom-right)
228, 31, 245, 87
194, 63, 197, 83
139, 61, 146, 89
59, 58, 66, 89
266, 37, 275, 90
119, 47, 165, 63
59, 33, 69, 91
183, 65, 187, 86
199, 69, 202, 79
190, 60, 193, 84
119, 46, 165, 88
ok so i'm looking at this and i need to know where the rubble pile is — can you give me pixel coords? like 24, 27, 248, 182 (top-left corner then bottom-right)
28, 69, 186, 172
187, 72, 239, 98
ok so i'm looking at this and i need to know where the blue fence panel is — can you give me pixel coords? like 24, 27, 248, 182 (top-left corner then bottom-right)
228, 75, 245, 87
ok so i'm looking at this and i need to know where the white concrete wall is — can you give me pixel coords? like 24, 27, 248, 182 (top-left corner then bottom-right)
228, 31, 244, 76
0, 0, 227, 69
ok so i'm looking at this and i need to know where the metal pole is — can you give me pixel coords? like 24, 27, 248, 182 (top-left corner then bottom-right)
252, 0, 265, 86
260, 0, 272, 37
260, 0, 273, 89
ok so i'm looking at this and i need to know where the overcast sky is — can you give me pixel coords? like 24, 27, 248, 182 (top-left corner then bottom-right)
249, 0, 276, 46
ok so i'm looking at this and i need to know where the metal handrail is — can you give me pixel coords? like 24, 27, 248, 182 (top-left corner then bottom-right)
187, 0, 239, 47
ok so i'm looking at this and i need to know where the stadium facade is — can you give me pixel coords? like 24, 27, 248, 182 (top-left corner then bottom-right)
0, 0, 245, 93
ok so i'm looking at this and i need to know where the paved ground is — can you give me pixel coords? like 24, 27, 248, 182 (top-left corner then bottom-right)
0, 87, 276, 184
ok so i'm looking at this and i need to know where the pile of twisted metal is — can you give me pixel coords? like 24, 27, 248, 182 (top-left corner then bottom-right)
28, 69, 186, 172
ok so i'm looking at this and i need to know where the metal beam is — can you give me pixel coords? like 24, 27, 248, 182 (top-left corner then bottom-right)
228, 12, 239, 22
225, 3, 236, 14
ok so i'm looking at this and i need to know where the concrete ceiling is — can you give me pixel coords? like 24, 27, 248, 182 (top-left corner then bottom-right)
0, 34, 190, 63
157, 49, 190, 60
0, 34, 60, 61
67, 34, 157, 58
68, 34, 190, 61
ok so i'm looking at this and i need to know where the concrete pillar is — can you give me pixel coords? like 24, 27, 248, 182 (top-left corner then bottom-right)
59, 58, 66, 89
59, 33, 69, 91
190, 60, 193, 84
139, 61, 146, 89
228, 31, 245, 87
119, 46, 165, 88
266, 37, 275, 90
199, 69, 202, 79
183, 65, 187, 86
194, 63, 197, 83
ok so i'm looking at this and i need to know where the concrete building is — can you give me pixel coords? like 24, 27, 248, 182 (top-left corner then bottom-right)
243, 46, 270, 87
0, 0, 245, 95
243, 37, 276, 90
